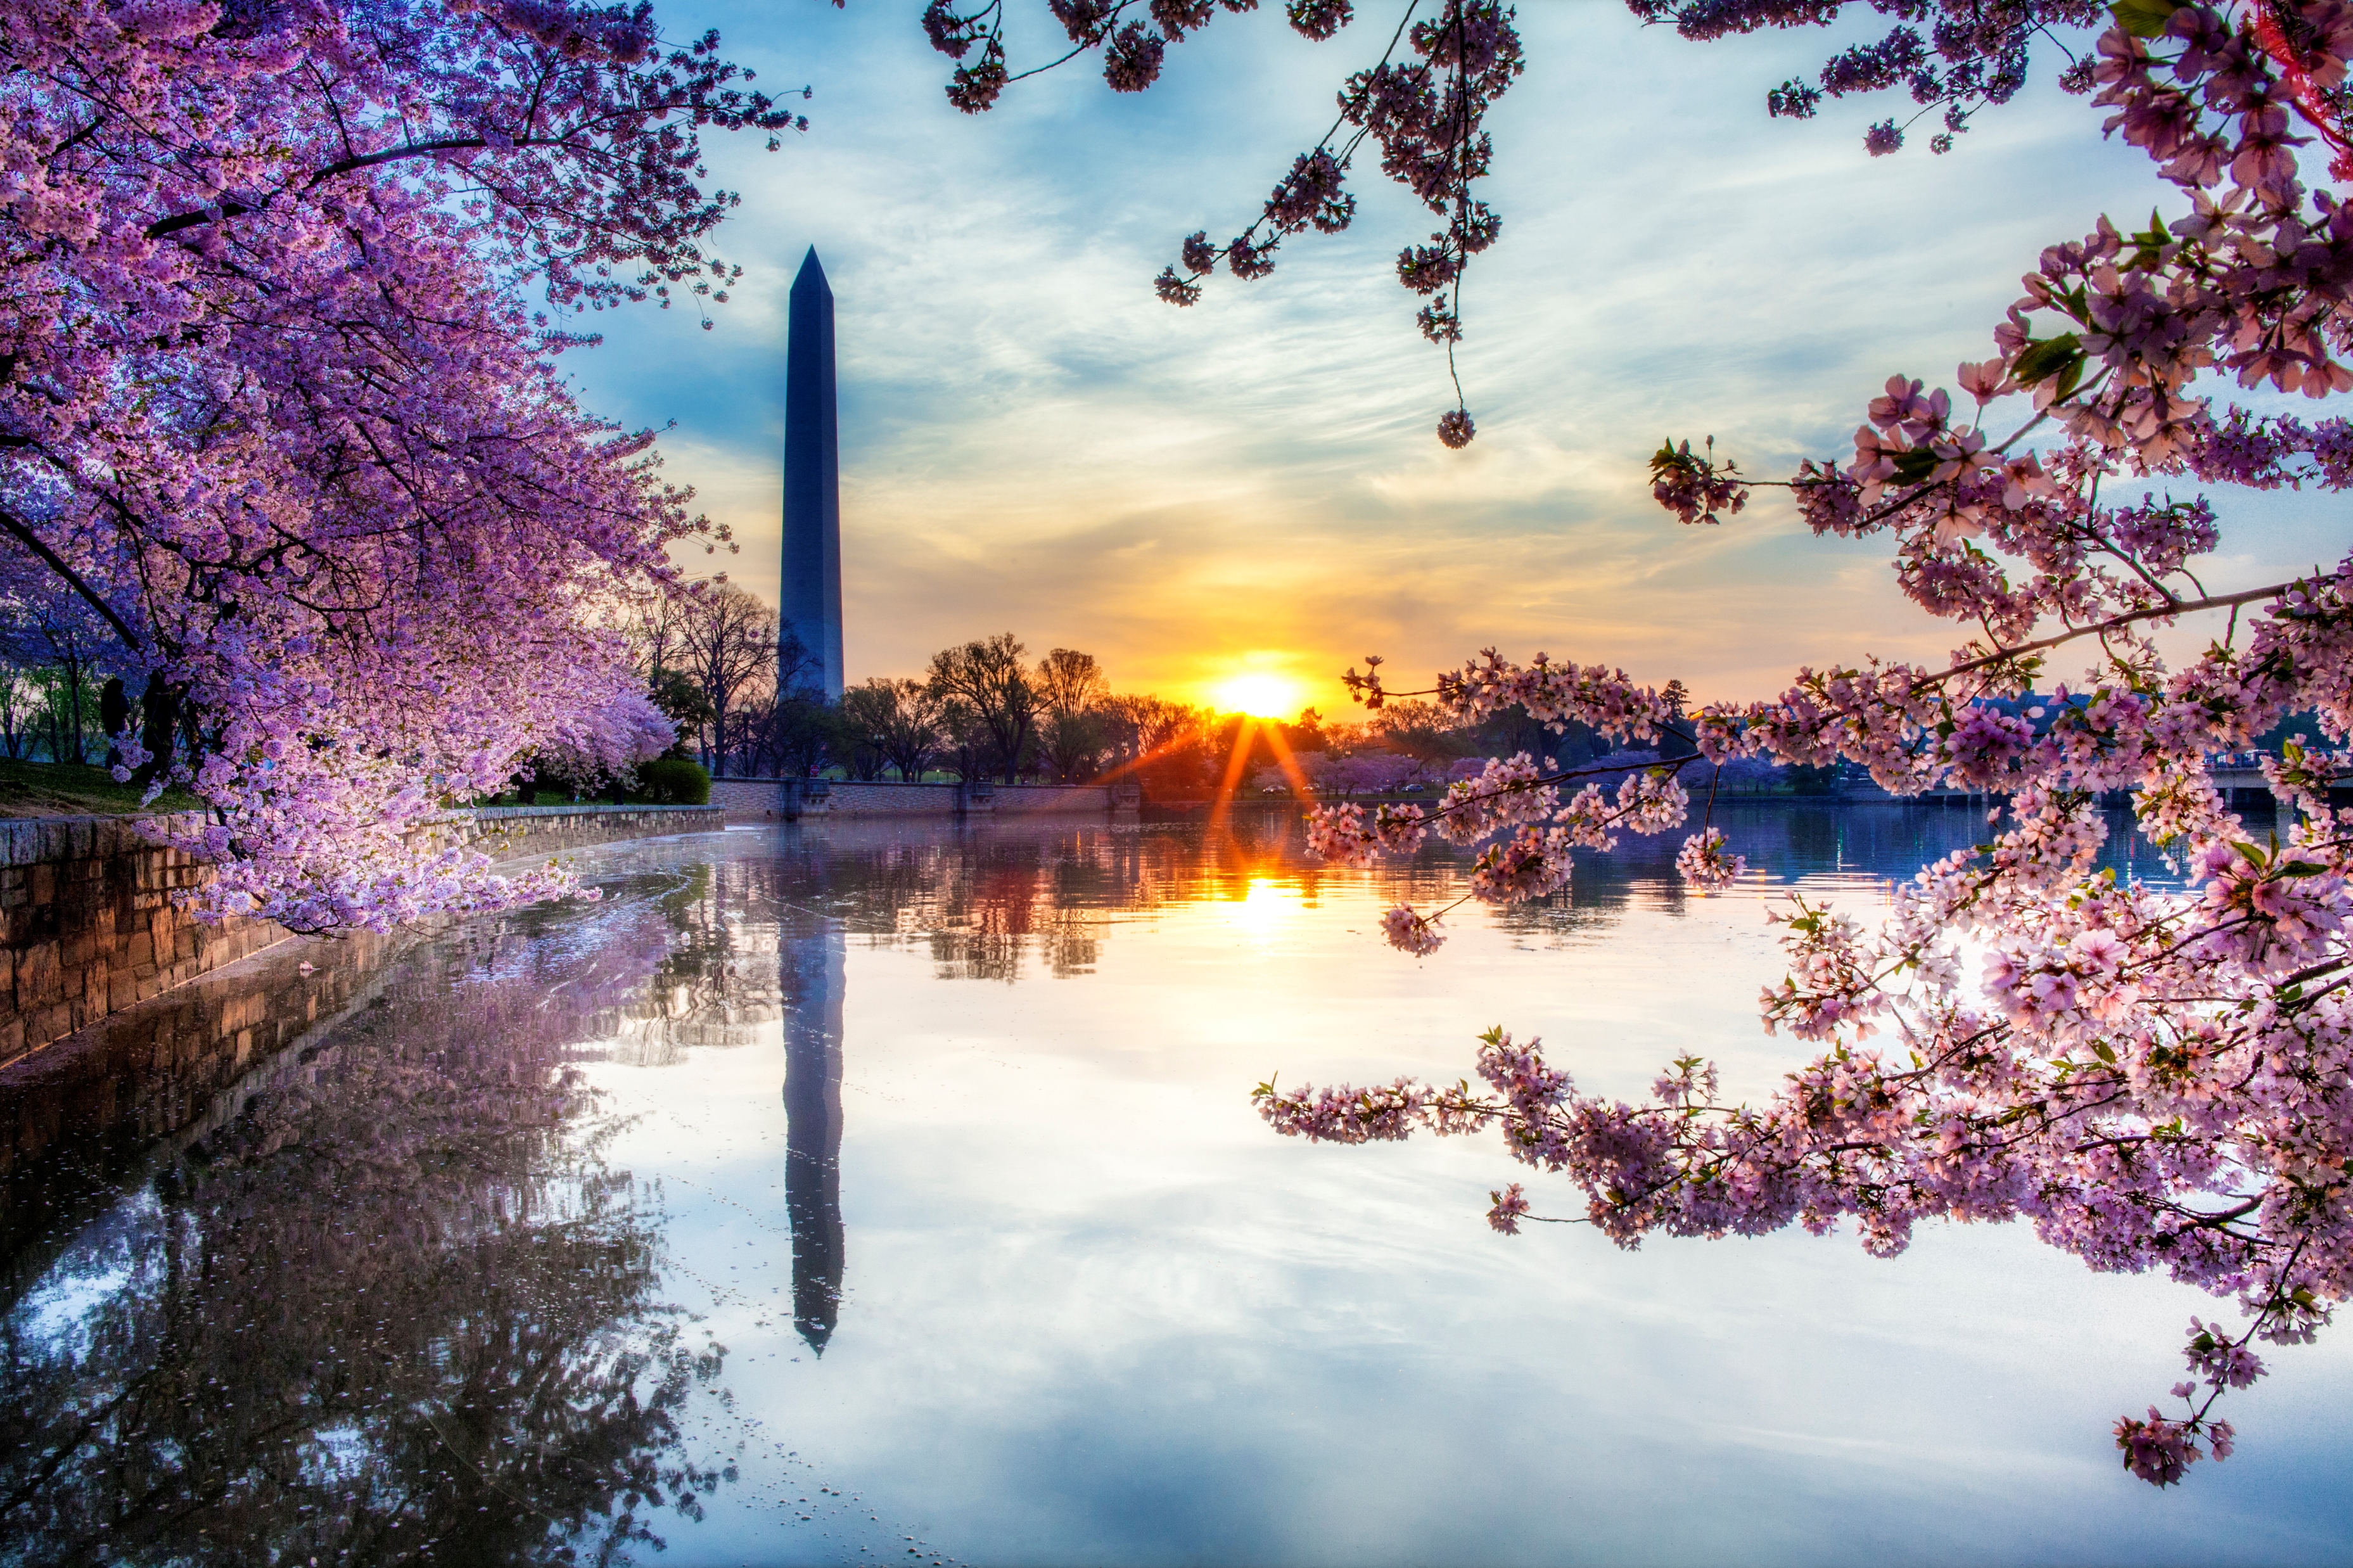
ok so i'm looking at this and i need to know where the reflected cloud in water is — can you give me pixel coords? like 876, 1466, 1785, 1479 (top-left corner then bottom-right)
1, 803, 2342, 1568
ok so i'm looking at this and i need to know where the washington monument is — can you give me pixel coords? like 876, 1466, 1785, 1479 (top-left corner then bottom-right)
782, 247, 844, 699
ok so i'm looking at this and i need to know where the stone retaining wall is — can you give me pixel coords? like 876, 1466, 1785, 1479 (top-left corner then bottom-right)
0, 803, 719, 1076
709, 778, 795, 818
0, 923, 404, 1272
822, 780, 969, 815
991, 783, 1118, 815
452, 803, 723, 857
711, 777, 1133, 819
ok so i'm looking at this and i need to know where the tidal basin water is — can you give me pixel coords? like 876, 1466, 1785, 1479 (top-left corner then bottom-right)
6, 805, 2352, 1565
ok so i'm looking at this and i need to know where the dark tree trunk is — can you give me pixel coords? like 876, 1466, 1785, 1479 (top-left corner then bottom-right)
133, 673, 180, 790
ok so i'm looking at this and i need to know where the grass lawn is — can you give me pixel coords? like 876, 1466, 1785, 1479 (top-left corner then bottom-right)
0, 758, 205, 818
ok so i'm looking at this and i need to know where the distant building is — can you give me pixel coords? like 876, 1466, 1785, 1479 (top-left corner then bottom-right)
781, 247, 845, 699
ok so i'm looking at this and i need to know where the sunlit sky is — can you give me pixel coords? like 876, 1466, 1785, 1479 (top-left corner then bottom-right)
564, 3, 2345, 715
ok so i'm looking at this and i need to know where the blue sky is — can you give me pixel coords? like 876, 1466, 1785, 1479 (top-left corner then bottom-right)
561, 3, 2347, 711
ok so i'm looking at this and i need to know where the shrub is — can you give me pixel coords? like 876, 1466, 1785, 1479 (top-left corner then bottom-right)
635, 757, 710, 805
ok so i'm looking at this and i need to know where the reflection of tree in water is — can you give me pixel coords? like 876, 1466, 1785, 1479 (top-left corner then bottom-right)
780, 813, 1375, 982
0, 905, 734, 1567
594, 863, 784, 1065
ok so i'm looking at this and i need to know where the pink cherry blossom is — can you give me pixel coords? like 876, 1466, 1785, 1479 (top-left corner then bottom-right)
3, 0, 789, 931
1266, 1, 2353, 1484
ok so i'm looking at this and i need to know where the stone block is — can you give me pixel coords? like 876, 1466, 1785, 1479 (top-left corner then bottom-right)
18, 940, 58, 1000
32, 1002, 72, 1047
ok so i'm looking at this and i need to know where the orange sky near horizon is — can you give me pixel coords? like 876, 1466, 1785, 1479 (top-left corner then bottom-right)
596, 6, 2347, 722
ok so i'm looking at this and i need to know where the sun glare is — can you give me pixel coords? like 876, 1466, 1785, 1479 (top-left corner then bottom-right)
1213, 672, 1304, 720
1228, 878, 1303, 943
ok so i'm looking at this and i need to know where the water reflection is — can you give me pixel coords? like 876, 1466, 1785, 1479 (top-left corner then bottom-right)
0, 909, 732, 1565
782, 921, 845, 1354
768, 800, 2202, 963
1, 802, 2337, 1568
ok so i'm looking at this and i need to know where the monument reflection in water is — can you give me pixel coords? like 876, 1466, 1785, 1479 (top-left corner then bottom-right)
781, 918, 846, 1354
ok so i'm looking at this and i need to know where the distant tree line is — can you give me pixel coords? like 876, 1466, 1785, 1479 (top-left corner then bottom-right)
632, 588, 2352, 801
634, 594, 1787, 799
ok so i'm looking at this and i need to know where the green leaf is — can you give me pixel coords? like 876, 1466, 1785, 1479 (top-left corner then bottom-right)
1888, 447, 1942, 483
2012, 333, 2084, 386
2093, 1042, 2117, 1064
2111, 0, 2182, 39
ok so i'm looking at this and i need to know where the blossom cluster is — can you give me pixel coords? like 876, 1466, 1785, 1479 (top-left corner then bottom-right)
1307, 744, 1709, 956
3, 0, 786, 930
928, 3, 2150, 441
1273, 1, 2353, 1483
921, 0, 1522, 443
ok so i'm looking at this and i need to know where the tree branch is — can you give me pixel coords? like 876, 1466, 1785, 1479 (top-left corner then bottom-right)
0, 507, 143, 653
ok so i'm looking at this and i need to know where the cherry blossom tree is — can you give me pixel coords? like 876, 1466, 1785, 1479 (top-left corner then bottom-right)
1229, 0, 2353, 1487
3, 0, 796, 931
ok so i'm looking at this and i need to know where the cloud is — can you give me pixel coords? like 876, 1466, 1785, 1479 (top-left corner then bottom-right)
560, 4, 2349, 708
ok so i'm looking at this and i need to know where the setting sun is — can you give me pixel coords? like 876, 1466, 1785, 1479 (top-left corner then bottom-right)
1211, 672, 1306, 720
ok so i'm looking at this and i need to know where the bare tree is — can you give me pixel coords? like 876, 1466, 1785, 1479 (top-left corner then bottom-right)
834, 680, 896, 781
675, 583, 777, 773
1097, 692, 1195, 770
926, 634, 1037, 784
629, 593, 689, 684
0, 664, 31, 758
1035, 647, 1108, 782
935, 696, 990, 782
777, 625, 822, 701
1034, 647, 1106, 714
838, 677, 943, 782
881, 679, 944, 782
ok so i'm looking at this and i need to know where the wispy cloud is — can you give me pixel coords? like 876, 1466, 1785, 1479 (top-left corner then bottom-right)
560, 3, 2349, 709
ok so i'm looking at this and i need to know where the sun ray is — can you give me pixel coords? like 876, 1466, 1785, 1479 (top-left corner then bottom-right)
1207, 714, 1259, 831
1258, 720, 1314, 800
